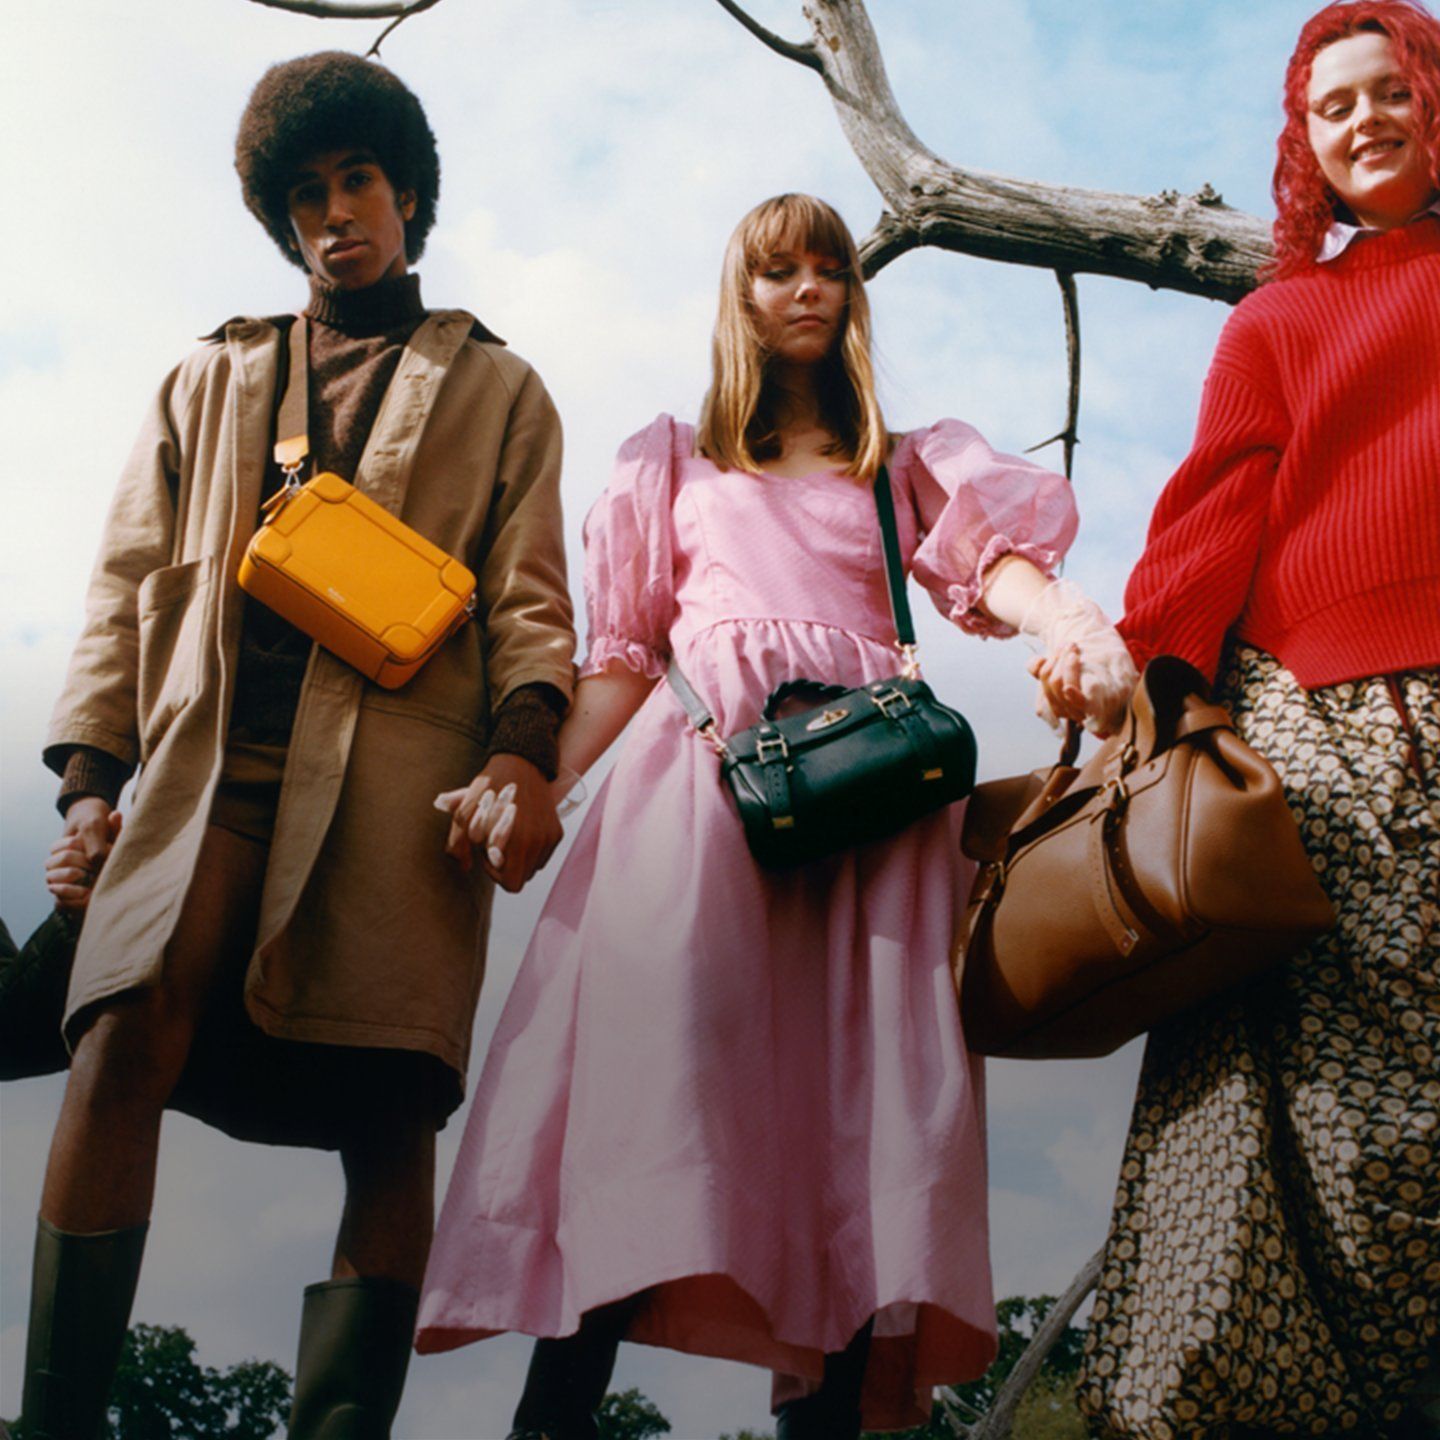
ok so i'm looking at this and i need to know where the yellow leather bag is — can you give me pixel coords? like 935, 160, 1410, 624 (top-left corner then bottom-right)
238, 319, 477, 690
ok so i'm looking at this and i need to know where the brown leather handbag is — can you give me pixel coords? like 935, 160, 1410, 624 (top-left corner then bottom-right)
955, 655, 1335, 1059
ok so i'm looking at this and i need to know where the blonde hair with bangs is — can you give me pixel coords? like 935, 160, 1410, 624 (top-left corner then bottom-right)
696, 194, 887, 480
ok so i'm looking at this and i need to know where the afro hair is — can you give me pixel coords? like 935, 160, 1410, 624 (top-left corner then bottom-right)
235, 50, 440, 269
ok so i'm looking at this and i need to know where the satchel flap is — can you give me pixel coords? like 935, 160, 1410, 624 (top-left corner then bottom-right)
726, 677, 949, 763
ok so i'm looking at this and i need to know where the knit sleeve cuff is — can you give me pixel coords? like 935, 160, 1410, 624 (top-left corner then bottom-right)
57, 746, 133, 816
481, 683, 567, 780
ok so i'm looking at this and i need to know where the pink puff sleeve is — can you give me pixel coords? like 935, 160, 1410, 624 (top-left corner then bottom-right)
578, 414, 680, 679
896, 418, 1078, 638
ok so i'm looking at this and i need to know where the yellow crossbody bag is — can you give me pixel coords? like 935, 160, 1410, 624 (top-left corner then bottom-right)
238, 318, 477, 690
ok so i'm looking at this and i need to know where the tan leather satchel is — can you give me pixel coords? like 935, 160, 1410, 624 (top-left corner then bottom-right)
955, 655, 1335, 1060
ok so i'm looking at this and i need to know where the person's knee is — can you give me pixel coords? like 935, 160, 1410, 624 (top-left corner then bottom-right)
67, 988, 195, 1111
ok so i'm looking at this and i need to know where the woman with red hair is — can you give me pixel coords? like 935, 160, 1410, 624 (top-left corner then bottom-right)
1079, 3, 1440, 1436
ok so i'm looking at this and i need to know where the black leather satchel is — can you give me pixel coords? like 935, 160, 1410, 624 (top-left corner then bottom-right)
667, 467, 977, 869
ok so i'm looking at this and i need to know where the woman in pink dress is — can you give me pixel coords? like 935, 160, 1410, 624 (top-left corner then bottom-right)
417, 194, 1134, 1438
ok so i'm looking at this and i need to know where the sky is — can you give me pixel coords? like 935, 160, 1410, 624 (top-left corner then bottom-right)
0, 1, 1329, 1436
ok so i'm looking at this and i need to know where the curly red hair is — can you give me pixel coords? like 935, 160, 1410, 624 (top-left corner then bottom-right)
1270, 0, 1440, 279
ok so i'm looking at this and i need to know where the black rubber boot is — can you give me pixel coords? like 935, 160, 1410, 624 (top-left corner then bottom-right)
774, 1317, 874, 1440
507, 1296, 639, 1440
20, 1216, 149, 1440
287, 1277, 419, 1440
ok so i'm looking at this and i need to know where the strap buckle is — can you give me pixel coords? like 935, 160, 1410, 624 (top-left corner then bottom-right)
756, 732, 790, 764
870, 685, 912, 719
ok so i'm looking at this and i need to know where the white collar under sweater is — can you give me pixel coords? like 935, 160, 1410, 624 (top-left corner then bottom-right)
1316, 199, 1440, 262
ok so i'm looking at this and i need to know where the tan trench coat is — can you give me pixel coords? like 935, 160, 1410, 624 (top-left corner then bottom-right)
46, 310, 575, 1103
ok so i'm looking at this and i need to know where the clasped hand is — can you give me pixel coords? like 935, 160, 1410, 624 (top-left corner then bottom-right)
435, 753, 562, 894
1022, 579, 1138, 736
46, 797, 122, 912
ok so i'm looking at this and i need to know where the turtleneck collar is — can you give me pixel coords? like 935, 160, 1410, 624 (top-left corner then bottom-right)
305, 272, 426, 335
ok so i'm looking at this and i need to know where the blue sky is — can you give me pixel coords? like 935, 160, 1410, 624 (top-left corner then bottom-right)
1, 1, 1326, 1435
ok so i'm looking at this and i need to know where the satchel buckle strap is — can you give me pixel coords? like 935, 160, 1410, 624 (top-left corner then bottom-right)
756, 730, 790, 765
870, 685, 912, 718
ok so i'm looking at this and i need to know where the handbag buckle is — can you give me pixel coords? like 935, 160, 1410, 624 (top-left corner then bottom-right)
871, 686, 912, 718
756, 732, 790, 765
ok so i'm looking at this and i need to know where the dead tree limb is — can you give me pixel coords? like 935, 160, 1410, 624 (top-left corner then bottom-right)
722, 0, 1271, 302
959, 1248, 1104, 1440
245, 0, 424, 16
365, 0, 445, 55
1025, 271, 1082, 478
712, 0, 821, 70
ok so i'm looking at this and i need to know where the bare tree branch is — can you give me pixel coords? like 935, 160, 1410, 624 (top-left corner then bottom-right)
365, 0, 446, 55
712, 0, 822, 71
1025, 270, 1081, 478
782, 0, 1270, 302
245, 0, 422, 16
856, 209, 922, 278
965, 1248, 1104, 1440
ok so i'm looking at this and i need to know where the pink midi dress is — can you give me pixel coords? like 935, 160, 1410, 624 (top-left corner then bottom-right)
416, 414, 1078, 1430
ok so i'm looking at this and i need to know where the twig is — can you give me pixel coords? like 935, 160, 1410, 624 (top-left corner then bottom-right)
711, 0, 822, 71
366, 0, 446, 55
245, 0, 420, 16
1025, 270, 1082, 480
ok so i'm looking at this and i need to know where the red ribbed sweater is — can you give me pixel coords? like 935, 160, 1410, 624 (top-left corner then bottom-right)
1120, 216, 1440, 688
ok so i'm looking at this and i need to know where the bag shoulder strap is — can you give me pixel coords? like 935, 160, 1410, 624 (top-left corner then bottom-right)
666, 459, 916, 728
271, 315, 309, 480
872, 465, 915, 648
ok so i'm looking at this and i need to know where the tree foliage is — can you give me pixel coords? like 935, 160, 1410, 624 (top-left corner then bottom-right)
598, 1387, 672, 1440
106, 1325, 291, 1440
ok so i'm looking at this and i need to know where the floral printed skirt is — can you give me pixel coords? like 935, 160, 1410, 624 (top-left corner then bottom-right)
1078, 646, 1440, 1438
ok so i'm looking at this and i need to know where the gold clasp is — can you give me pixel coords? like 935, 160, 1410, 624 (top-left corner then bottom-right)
900, 643, 923, 681
698, 720, 732, 761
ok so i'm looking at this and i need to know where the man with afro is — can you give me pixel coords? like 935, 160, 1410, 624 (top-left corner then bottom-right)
20, 50, 575, 1440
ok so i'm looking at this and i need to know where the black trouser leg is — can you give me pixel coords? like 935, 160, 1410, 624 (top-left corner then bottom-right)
287, 1277, 419, 1440
508, 1295, 641, 1440
775, 1317, 875, 1440
20, 1218, 149, 1440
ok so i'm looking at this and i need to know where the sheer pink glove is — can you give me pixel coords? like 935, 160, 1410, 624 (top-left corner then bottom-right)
1020, 579, 1138, 735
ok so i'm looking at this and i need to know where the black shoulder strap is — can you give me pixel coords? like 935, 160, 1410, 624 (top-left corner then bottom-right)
872, 465, 915, 648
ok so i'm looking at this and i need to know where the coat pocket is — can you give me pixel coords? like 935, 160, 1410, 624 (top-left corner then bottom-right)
137, 556, 213, 760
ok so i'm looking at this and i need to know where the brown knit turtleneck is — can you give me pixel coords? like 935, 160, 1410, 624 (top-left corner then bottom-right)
59, 274, 563, 814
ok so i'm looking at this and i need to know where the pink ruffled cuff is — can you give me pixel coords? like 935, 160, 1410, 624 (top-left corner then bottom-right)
946, 537, 1064, 638
579, 635, 668, 680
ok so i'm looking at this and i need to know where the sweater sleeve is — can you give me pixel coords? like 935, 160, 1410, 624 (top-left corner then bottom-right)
1120, 310, 1291, 683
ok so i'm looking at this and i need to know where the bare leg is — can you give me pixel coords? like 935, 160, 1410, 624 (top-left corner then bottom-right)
40, 823, 268, 1231
333, 1104, 437, 1287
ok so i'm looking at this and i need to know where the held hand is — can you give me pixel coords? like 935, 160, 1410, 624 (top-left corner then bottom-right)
1021, 580, 1138, 736
48, 803, 122, 911
435, 754, 562, 894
